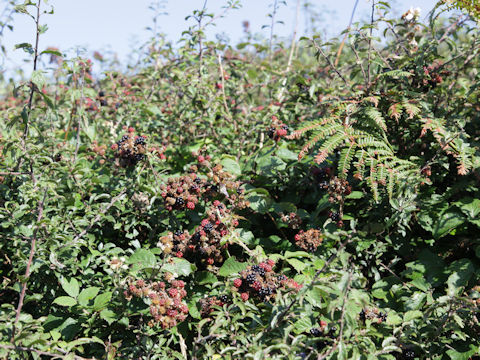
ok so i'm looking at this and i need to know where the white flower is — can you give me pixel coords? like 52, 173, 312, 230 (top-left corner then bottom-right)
413, 7, 422, 18
110, 256, 127, 271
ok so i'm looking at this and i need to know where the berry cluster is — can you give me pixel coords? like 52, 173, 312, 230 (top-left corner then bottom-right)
267, 123, 289, 142
327, 177, 352, 203
111, 127, 147, 166
312, 166, 333, 189
232, 260, 302, 302
160, 173, 205, 211
359, 307, 388, 324
198, 295, 229, 318
309, 320, 336, 339
157, 202, 240, 264
294, 229, 323, 252
280, 212, 302, 229
88, 141, 107, 164
124, 278, 189, 329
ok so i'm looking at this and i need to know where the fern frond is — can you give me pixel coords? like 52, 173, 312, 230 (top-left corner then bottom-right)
314, 133, 345, 165
338, 142, 356, 179
364, 107, 387, 131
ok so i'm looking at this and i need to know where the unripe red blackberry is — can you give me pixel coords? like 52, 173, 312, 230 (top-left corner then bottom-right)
233, 279, 242, 288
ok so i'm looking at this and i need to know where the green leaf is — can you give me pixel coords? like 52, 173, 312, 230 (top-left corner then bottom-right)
293, 316, 313, 334
31, 70, 46, 89
218, 257, 248, 277
220, 156, 241, 175
447, 259, 474, 296
93, 292, 112, 311
53, 296, 77, 307
286, 258, 307, 273
128, 249, 156, 268
194, 271, 218, 285
446, 344, 478, 360
60, 277, 80, 298
100, 309, 116, 325
163, 258, 195, 277
78, 287, 100, 307
257, 156, 286, 176
454, 197, 480, 219
403, 310, 422, 322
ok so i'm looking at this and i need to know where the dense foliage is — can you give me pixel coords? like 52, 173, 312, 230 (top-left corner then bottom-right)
0, 1, 479, 359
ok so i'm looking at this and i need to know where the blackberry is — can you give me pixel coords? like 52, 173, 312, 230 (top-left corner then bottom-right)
310, 328, 322, 337
121, 135, 129, 142
174, 230, 183, 237
217, 204, 224, 209
403, 350, 415, 359
219, 295, 228, 303
359, 309, 366, 321
281, 125, 289, 131
99, 91, 105, 97
175, 197, 185, 206
190, 184, 199, 192
258, 268, 266, 277
246, 273, 257, 285
209, 185, 218, 192
192, 232, 201, 242
277, 274, 287, 281
379, 312, 387, 322
329, 212, 341, 222
134, 136, 146, 145
100, 99, 107, 106
133, 153, 144, 161
327, 326, 337, 338
203, 222, 214, 233
251, 265, 261, 273
258, 287, 272, 299
267, 128, 276, 139
194, 178, 202, 184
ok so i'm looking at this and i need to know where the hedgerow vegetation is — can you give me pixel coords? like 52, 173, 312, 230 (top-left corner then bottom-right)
0, 0, 479, 359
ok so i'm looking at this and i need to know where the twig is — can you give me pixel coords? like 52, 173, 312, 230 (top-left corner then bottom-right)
277, 0, 301, 102
265, 236, 353, 332
0, 344, 92, 360
69, 189, 127, 245
366, 0, 375, 89
23, 0, 42, 141
334, 0, 360, 67
217, 53, 236, 132
11, 187, 48, 343
268, 0, 279, 59
312, 40, 349, 86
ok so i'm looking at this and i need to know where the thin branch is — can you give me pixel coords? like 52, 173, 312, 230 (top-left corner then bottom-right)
11, 187, 48, 344
312, 40, 349, 86
0, 344, 92, 360
277, 0, 301, 102
23, 0, 42, 141
334, 0, 360, 67
366, 0, 375, 89
68, 189, 127, 245
265, 236, 353, 332
217, 53, 236, 132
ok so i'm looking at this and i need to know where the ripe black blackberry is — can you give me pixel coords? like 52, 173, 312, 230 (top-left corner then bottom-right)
192, 232, 201, 242
251, 265, 261, 273
327, 326, 337, 338
310, 328, 322, 337
281, 125, 289, 131
379, 312, 387, 322
174, 230, 183, 237
100, 99, 107, 106
135, 136, 146, 146
219, 294, 228, 303
329, 212, 341, 222
258, 287, 272, 299
277, 274, 287, 281
403, 350, 415, 359
267, 128, 276, 139
99, 91, 105, 97
203, 222, 214, 233
133, 153, 144, 161
246, 273, 257, 285
175, 197, 185, 206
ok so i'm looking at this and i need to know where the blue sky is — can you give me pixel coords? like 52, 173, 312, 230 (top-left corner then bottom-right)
1, 0, 439, 77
